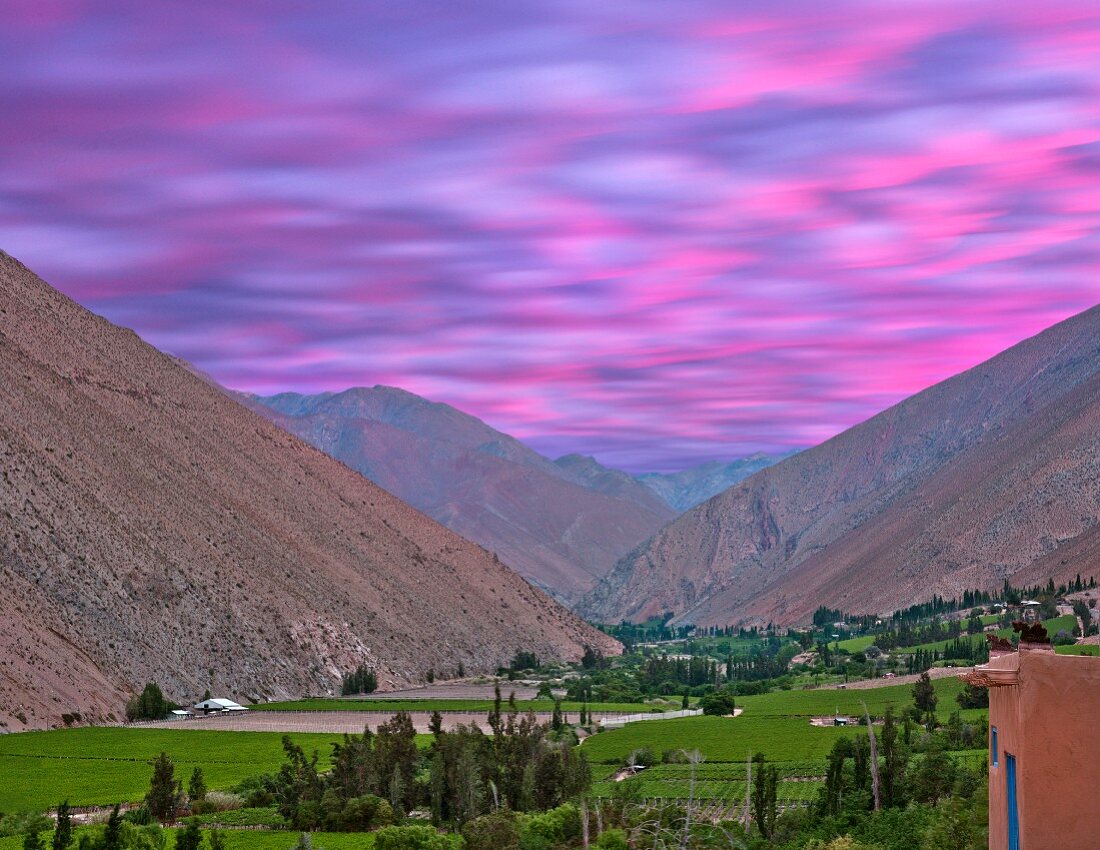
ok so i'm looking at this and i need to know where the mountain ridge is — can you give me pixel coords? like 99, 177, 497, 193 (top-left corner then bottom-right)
0, 251, 618, 730
579, 304, 1100, 626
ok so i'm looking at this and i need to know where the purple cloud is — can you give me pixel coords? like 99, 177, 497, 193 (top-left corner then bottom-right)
2, 0, 1100, 471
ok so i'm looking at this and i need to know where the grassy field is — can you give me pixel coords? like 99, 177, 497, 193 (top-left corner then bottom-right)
0, 831, 375, 850
736, 675, 965, 718
0, 727, 430, 812
252, 698, 661, 713
897, 614, 1077, 654
581, 715, 858, 765
830, 634, 877, 652
1055, 644, 1099, 655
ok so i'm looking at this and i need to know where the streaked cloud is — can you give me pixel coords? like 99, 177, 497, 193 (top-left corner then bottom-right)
2, 0, 1099, 470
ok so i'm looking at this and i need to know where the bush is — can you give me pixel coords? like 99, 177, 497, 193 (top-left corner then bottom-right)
188, 808, 286, 829
462, 810, 519, 850
595, 829, 628, 850
190, 792, 243, 815
0, 813, 53, 838
373, 825, 464, 850
518, 804, 580, 849
699, 691, 736, 716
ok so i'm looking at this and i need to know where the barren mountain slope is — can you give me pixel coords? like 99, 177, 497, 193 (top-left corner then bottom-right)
636, 453, 795, 512
0, 251, 618, 730
245, 390, 674, 602
580, 305, 1100, 625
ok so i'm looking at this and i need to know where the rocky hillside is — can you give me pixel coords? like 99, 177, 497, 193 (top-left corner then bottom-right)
580, 304, 1100, 626
636, 453, 794, 512
0, 251, 618, 730
245, 390, 674, 602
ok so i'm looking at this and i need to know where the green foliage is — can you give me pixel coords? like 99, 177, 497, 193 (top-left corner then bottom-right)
187, 770, 207, 805
593, 829, 628, 850
0, 729, 374, 812
372, 825, 462, 850
340, 666, 378, 696
185, 810, 286, 830
0, 815, 53, 840
698, 691, 736, 716
146, 754, 183, 823
172, 824, 201, 850
460, 811, 517, 850
126, 685, 173, 723
53, 803, 73, 850
911, 673, 937, 716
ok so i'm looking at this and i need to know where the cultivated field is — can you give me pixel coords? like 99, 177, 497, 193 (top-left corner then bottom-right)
0, 728, 425, 812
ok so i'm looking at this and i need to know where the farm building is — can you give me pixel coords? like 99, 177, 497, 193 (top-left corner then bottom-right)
193, 697, 248, 714
963, 633, 1100, 849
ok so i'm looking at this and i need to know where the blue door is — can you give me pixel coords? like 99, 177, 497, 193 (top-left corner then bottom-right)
1006, 753, 1019, 850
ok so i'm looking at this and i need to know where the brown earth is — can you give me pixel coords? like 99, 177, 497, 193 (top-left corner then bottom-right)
580, 304, 1100, 626
130, 707, 634, 734
243, 389, 675, 603
0, 251, 618, 731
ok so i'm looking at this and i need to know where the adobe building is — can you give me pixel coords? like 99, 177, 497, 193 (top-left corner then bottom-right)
963, 631, 1100, 850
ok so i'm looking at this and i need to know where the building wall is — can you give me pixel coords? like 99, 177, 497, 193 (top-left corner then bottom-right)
986, 650, 1100, 849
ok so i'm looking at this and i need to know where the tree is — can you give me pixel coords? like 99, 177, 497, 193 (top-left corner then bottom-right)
551, 700, 564, 731
681, 691, 690, 710
751, 755, 777, 838
429, 710, 444, 738
23, 830, 43, 850
103, 806, 123, 850
146, 751, 183, 822
174, 822, 202, 850
581, 646, 604, 670
208, 832, 225, 850
912, 672, 937, 715
341, 665, 378, 696
126, 682, 171, 721
52, 801, 73, 850
426, 668, 435, 684
956, 683, 989, 709
457, 661, 465, 678
699, 692, 736, 716
188, 767, 207, 803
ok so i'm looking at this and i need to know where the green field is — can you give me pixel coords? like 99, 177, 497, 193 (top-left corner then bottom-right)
581, 715, 858, 765
897, 614, 1077, 654
829, 634, 877, 652
1055, 644, 1099, 656
736, 676, 965, 718
830, 614, 1076, 656
253, 699, 660, 713
0, 728, 430, 812
0, 831, 376, 850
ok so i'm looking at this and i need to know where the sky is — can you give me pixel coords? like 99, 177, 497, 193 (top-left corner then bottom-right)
2, 1, 1100, 472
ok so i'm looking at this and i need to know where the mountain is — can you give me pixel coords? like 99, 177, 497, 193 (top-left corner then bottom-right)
580, 305, 1100, 627
636, 453, 796, 512
243, 391, 675, 603
0, 251, 618, 730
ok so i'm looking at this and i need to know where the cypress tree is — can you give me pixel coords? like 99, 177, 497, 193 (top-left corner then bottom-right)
174, 821, 202, 850
52, 801, 73, 850
146, 751, 181, 822
104, 806, 123, 850
188, 767, 207, 803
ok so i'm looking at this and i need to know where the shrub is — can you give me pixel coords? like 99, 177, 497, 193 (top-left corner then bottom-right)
595, 829, 629, 850
195, 791, 243, 813
461, 810, 519, 850
373, 824, 464, 850
699, 691, 736, 716
0, 813, 53, 838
